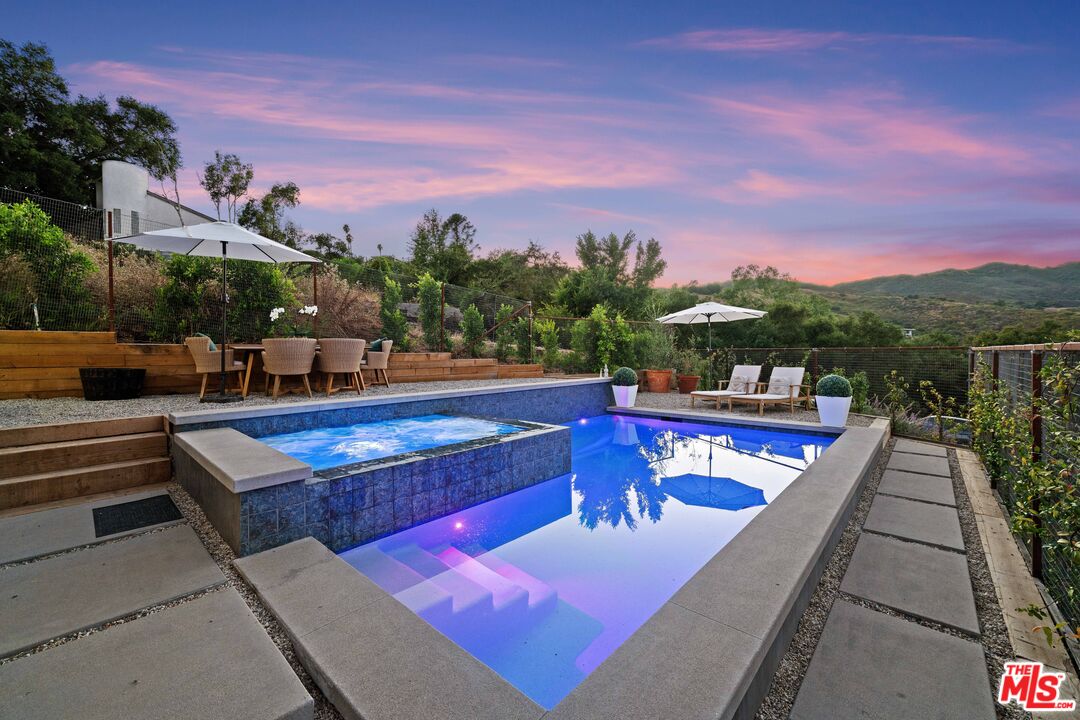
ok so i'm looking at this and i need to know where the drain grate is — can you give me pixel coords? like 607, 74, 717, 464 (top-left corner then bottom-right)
92, 495, 183, 538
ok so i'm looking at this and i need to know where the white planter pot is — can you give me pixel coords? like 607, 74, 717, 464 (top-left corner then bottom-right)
612, 384, 638, 408
817, 395, 852, 427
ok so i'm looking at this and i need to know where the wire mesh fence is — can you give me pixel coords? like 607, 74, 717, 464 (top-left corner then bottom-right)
971, 344, 1080, 631
0, 187, 533, 353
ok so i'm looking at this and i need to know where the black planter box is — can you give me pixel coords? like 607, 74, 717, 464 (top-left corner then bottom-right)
79, 368, 146, 401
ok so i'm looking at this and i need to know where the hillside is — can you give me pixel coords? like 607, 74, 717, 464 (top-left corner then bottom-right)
817, 262, 1080, 307
805, 288, 1080, 341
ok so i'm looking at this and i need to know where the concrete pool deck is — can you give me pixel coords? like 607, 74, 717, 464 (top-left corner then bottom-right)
237, 410, 888, 720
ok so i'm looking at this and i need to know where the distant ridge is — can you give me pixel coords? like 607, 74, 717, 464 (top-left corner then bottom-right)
814, 262, 1080, 307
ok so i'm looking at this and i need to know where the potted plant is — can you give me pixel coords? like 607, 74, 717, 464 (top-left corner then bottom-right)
676, 351, 702, 394
642, 329, 676, 393
816, 374, 852, 427
611, 367, 639, 408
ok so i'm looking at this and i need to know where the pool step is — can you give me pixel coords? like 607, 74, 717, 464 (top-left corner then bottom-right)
436, 547, 530, 615
474, 552, 558, 612
0, 416, 171, 511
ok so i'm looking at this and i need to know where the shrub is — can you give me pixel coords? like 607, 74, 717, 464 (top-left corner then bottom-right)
514, 316, 533, 363
850, 370, 870, 412
918, 379, 957, 441
537, 318, 559, 369
461, 304, 484, 358
816, 374, 852, 397
494, 304, 514, 362
883, 370, 911, 423
611, 312, 634, 368
379, 275, 409, 349
612, 366, 638, 386
0, 200, 98, 330
413, 272, 442, 350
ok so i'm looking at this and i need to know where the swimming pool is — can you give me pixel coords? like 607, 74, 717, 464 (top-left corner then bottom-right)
339, 413, 834, 709
259, 413, 523, 471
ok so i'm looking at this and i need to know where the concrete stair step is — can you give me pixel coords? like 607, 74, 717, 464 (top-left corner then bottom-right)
0, 457, 172, 511
475, 551, 558, 612
0, 432, 168, 479
436, 546, 530, 614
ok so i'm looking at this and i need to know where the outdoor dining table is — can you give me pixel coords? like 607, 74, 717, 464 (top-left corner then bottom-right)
228, 342, 368, 398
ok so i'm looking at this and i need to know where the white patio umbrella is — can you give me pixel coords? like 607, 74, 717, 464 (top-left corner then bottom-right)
115, 222, 320, 403
655, 301, 766, 350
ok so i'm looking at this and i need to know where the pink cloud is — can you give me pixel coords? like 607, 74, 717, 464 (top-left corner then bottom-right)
712, 169, 847, 204
641, 28, 1025, 54
698, 89, 1031, 168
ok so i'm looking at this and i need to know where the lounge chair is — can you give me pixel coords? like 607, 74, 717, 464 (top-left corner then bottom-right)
362, 340, 393, 387
261, 338, 317, 399
727, 367, 811, 415
689, 365, 762, 408
315, 338, 366, 395
185, 336, 245, 400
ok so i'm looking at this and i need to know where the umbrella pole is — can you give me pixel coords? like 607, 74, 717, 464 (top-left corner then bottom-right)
707, 316, 712, 351
203, 240, 242, 403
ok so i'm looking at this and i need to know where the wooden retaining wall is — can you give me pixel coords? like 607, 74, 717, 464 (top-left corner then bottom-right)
0, 331, 543, 399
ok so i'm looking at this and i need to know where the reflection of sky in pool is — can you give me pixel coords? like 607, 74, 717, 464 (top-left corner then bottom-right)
340, 413, 834, 709
260, 414, 521, 470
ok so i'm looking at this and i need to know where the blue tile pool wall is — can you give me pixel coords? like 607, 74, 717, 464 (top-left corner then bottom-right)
237, 426, 572, 555
177, 381, 612, 437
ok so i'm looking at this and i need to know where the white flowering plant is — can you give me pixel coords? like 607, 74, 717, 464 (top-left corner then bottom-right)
267, 305, 318, 337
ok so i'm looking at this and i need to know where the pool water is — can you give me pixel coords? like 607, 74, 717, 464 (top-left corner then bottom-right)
259, 414, 522, 470
340, 414, 834, 709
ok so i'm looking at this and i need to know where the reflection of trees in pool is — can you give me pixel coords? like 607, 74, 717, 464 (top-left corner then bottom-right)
574, 444, 667, 531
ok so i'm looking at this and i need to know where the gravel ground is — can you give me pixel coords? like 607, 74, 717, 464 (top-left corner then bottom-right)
633, 390, 876, 427
753, 440, 1025, 720
0, 377, 559, 429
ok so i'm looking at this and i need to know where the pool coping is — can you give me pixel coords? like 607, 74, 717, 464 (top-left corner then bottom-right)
168, 377, 610, 428
235, 411, 889, 720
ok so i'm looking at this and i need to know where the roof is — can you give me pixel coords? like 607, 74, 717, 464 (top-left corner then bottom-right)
145, 190, 216, 222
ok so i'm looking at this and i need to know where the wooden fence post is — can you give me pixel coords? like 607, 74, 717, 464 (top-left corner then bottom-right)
107, 238, 115, 333
1030, 349, 1043, 581
810, 348, 819, 383
439, 283, 446, 352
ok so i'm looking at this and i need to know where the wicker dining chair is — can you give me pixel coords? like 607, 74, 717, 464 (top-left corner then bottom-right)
184, 336, 245, 399
363, 340, 393, 387
315, 338, 366, 395
261, 338, 317, 399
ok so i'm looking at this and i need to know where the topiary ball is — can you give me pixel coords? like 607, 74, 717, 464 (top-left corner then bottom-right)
612, 367, 638, 386
816, 374, 852, 398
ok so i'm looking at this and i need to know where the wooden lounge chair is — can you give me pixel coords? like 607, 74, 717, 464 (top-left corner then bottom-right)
727, 367, 812, 415
362, 340, 393, 387
689, 364, 762, 408
261, 338, 317, 399
184, 336, 245, 399
315, 338, 366, 395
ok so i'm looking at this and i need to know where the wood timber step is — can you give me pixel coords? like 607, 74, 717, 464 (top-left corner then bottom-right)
0, 457, 172, 510
0, 432, 168, 479
0, 416, 165, 449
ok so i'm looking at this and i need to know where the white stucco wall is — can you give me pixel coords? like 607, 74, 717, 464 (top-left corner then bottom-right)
96, 160, 214, 236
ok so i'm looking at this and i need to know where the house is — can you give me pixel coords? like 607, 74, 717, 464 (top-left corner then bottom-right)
902, 328, 916, 339
95, 159, 214, 237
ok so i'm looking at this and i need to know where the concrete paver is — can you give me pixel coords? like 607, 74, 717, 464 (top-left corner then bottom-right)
0, 524, 224, 656
0, 589, 313, 720
0, 488, 177, 564
863, 493, 965, 551
790, 600, 995, 720
842, 533, 980, 634
892, 438, 948, 457
877, 468, 956, 506
886, 451, 951, 477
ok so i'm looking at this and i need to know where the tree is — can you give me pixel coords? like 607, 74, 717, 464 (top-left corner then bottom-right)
0, 41, 180, 203
407, 209, 478, 285
379, 275, 409, 349
552, 230, 667, 318
238, 182, 302, 248
468, 241, 569, 304
494, 304, 514, 362
199, 151, 252, 222
537, 318, 560, 369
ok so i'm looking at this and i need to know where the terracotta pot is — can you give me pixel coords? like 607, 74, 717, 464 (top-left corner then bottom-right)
644, 369, 673, 394
677, 375, 700, 394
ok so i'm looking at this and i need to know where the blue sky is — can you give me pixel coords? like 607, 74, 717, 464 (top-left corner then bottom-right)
9, 1, 1080, 283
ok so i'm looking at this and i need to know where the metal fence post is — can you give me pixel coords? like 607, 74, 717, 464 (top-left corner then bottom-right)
311, 262, 319, 338
528, 302, 534, 364
107, 239, 116, 333
439, 282, 446, 352
1031, 349, 1043, 581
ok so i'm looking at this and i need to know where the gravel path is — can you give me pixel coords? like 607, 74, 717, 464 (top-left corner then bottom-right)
0, 377, 559, 429
633, 390, 876, 427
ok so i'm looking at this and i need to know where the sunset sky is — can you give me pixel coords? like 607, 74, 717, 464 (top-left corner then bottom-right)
9, 1, 1080, 284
